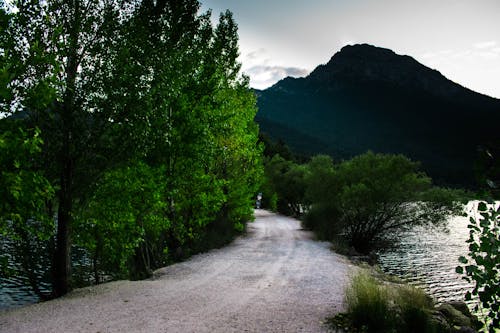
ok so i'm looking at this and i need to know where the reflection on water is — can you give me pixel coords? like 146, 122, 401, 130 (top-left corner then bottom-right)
0, 237, 51, 311
0, 244, 96, 311
377, 202, 482, 308
0, 276, 42, 311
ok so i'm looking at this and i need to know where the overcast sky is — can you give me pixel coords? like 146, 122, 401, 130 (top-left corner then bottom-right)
200, 0, 500, 98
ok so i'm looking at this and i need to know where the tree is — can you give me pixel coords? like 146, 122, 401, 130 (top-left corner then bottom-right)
263, 155, 307, 216
305, 152, 464, 253
0, 125, 54, 298
3, 0, 134, 296
74, 161, 169, 282
2, 0, 263, 297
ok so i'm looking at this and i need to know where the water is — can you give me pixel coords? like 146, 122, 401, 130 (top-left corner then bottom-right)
0, 236, 52, 311
0, 276, 44, 311
377, 201, 497, 310
378, 215, 473, 303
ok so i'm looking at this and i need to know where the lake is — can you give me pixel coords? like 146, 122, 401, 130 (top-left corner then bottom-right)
377, 201, 494, 311
378, 215, 472, 302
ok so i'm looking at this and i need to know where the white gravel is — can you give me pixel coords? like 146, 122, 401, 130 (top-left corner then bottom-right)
0, 210, 355, 333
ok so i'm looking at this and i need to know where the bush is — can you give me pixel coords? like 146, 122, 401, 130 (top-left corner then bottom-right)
302, 204, 340, 241
305, 152, 464, 253
0, 127, 54, 298
263, 154, 308, 216
345, 272, 394, 331
396, 285, 436, 333
334, 271, 438, 333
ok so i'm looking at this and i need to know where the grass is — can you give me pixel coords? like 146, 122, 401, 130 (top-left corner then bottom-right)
330, 271, 440, 333
345, 272, 395, 332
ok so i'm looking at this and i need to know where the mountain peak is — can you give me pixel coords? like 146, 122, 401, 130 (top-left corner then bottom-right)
256, 44, 500, 187
337, 43, 397, 58
304, 44, 466, 98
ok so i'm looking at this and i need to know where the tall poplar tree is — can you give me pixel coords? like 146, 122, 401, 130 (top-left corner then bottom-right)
3, 0, 130, 296
2, 0, 263, 295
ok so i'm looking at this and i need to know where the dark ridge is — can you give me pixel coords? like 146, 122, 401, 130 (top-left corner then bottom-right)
256, 44, 500, 188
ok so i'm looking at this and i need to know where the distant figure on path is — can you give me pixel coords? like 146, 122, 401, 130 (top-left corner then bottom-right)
256, 192, 262, 209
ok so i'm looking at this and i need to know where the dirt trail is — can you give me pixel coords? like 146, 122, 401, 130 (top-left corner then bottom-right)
0, 210, 354, 332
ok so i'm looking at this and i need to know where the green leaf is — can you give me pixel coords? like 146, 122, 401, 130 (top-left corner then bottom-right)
458, 256, 468, 264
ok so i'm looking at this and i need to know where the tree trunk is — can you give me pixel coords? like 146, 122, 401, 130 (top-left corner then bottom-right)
52, 1, 80, 296
53, 141, 73, 297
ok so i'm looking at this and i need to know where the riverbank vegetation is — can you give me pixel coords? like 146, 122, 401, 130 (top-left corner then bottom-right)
329, 270, 481, 333
260, 148, 466, 254
0, 0, 263, 299
456, 203, 499, 332
259, 139, 498, 332
455, 146, 499, 333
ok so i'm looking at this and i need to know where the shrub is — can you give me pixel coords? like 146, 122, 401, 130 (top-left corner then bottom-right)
263, 154, 308, 216
345, 272, 394, 332
305, 152, 464, 253
335, 271, 438, 333
302, 204, 340, 241
396, 285, 436, 333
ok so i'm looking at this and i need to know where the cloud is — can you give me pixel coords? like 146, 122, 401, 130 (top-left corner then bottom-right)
240, 48, 310, 89
473, 41, 497, 49
243, 65, 310, 89
245, 48, 267, 60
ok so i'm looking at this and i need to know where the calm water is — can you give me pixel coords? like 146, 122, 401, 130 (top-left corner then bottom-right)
0, 276, 43, 311
377, 201, 494, 309
378, 216, 472, 302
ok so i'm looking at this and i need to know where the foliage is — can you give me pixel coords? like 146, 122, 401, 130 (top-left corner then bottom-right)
302, 155, 341, 238
345, 272, 394, 331
0, 126, 54, 297
475, 142, 500, 199
395, 285, 437, 333
261, 151, 464, 253
262, 154, 307, 216
2, 0, 139, 296
74, 162, 169, 282
331, 271, 437, 333
258, 133, 295, 161
456, 201, 500, 332
305, 152, 464, 253
1, 0, 263, 298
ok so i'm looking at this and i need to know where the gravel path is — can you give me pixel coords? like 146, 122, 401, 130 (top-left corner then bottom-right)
0, 210, 354, 333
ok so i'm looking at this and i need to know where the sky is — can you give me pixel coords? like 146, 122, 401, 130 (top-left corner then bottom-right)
200, 0, 500, 98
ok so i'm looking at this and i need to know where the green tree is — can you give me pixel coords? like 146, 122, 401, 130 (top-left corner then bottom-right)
305, 152, 464, 253
302, 155, 340, 239
263, 155, 307, 216
3, 0, 133, 296
0, 126, 54, 298
74, 161, 170, 282
2, 0, 263, 297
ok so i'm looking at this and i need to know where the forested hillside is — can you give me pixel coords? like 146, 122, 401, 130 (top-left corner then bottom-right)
256, 44, 500, 187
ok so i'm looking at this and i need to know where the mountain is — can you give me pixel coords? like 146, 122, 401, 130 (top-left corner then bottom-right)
255, 44, 500, 187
